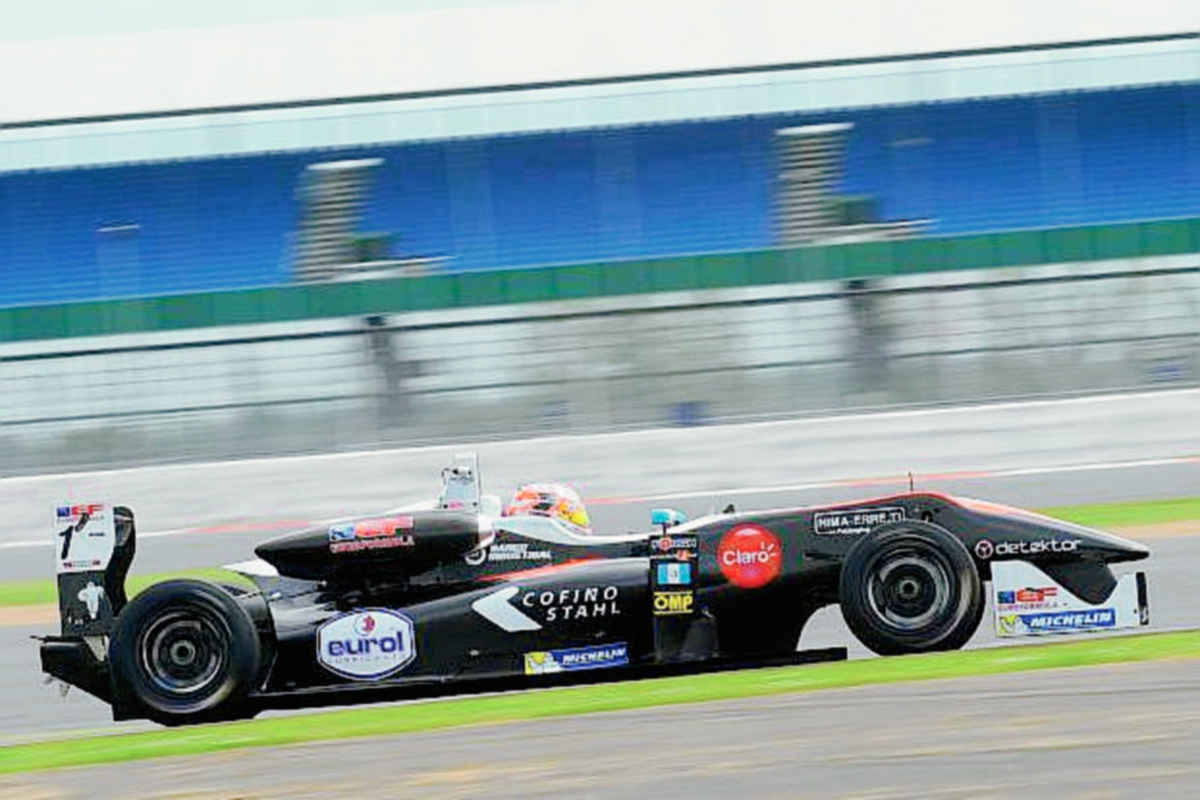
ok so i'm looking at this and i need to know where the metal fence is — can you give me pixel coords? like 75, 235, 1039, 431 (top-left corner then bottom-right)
0, 261, 1196, 476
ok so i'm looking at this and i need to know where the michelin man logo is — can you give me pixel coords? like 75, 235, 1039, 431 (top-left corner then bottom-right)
523, 643, 629, 675
77, 582, 106, 621
524, 651, 565, 675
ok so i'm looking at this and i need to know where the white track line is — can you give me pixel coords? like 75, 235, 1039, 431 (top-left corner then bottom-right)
592, 456, 1200, 504
1, 387, 1194, 487
2, 454, 1195, 550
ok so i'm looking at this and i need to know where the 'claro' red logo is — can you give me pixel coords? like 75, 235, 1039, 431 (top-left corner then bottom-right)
717, 525, 783, 589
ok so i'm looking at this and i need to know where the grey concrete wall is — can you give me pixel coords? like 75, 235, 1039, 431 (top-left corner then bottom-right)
1, 387, 1195, 547
1, 255, 1196, 475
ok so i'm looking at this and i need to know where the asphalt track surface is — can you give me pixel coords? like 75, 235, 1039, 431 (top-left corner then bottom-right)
3, 459, 1198, 743
5, 660, 1200, 799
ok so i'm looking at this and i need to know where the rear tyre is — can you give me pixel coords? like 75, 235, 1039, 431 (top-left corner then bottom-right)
109, 579, 261, 726
839, 521, 983, 656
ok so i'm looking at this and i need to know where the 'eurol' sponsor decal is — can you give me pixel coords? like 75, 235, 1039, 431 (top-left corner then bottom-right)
524, 643, 629, 675
316, 609, 417, 680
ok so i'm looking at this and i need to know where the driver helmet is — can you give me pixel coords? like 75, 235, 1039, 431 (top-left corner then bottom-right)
505, 483, 591, 532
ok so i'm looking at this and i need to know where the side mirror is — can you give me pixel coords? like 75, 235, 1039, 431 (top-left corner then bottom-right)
480, 494, 503, 518
650, 508, 687, 529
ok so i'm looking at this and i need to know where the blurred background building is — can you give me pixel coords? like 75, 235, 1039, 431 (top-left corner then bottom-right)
0, 0, 1197, 473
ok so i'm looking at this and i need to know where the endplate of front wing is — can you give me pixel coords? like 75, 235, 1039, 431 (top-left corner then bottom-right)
991, 561, 1148, 637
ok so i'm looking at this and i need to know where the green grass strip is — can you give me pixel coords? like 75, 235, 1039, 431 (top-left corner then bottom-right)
3, 629, 1198, 775
1038, 497, 1200, 530
0, 569, 252, 608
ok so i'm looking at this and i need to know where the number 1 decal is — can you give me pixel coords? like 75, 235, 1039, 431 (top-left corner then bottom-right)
58, 512, 91, 561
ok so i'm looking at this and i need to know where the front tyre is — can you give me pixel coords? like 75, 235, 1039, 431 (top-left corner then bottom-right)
109, 579, 261, 725
839, 521, 983, 656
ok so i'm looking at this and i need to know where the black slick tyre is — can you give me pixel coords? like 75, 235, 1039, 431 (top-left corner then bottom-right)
109, 579, 261, 725
838, 521, 984, 656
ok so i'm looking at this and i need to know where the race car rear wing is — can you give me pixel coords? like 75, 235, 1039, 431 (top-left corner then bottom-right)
51, 503, 136, 637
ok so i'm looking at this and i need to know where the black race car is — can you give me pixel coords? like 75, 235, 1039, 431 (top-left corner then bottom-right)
41, 455, 1150, 726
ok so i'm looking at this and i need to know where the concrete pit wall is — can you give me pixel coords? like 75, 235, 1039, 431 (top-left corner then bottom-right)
0, 255, 1196, 475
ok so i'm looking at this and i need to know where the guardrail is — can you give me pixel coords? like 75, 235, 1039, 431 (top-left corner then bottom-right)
1, 258, 1195, 475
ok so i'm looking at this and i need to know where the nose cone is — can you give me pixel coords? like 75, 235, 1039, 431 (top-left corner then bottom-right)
954, 497, 1151, 563
1075, 527, 1150, 563
1024, 509, 1151, 563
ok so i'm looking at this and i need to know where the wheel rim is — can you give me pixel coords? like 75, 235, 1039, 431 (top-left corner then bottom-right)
138, 609, 228, 698
865, 545, 954, 632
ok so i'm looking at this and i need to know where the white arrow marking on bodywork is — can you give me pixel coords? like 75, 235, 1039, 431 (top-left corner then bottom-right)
471, 586, 541, 632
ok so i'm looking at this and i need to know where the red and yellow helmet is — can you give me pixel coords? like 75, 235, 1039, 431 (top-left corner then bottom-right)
505, 483, 591, 531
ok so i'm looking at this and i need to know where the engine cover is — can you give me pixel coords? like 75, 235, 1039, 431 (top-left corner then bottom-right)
255, 510, 489, 581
